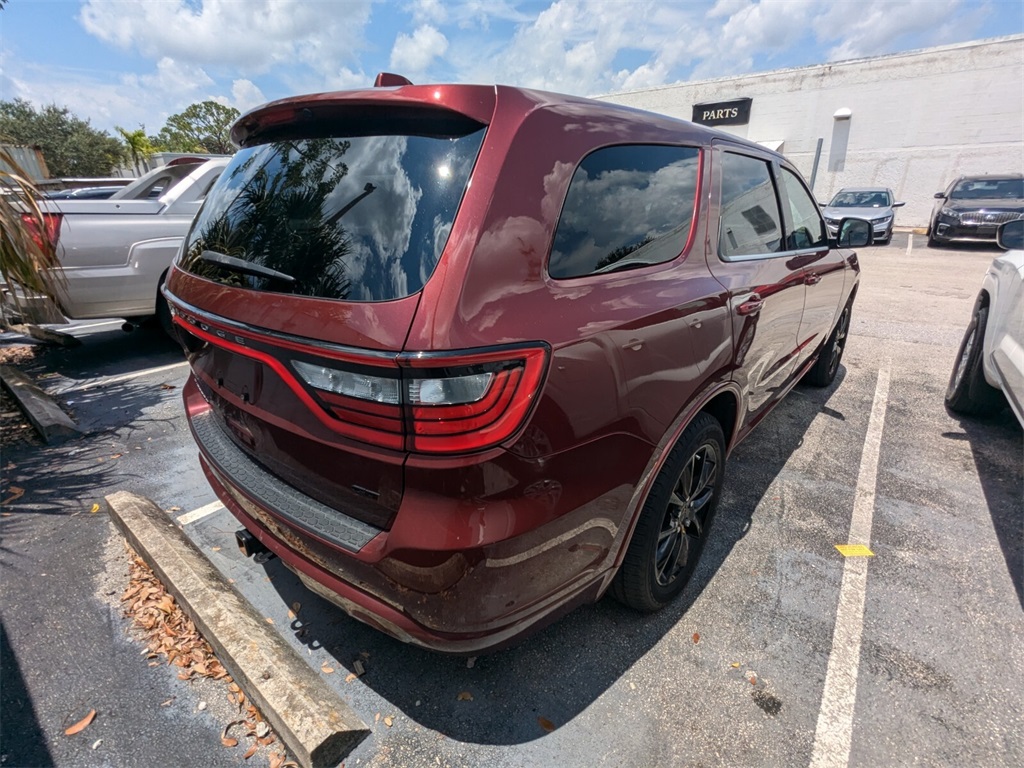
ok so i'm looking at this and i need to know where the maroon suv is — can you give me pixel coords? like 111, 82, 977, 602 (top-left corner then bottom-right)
164, 80, 869, 653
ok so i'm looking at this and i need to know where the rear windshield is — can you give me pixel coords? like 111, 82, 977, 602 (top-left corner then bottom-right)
179, 127, 485, 302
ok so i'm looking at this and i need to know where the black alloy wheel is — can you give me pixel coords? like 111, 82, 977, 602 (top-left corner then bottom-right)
805, 303, 851, 387
612, 413, 726, 612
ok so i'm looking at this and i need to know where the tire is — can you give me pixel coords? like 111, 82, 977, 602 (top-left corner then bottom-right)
945, 304, 1001, 415
927, 225, 942, 248
156, 274, 175, 338
611, 413, 726, 612
804, 302, 851, 387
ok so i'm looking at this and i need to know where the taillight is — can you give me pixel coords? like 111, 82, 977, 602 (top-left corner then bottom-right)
291, 345, 548, 454
403, 347, 547, 454
174, 309, 548, 456
20, 212, 62, 251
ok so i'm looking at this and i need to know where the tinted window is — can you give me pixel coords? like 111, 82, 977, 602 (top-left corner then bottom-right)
950, 178, 1024, 200
829, 190, 891, 207
780, 168, 826, 250
180, 129, 485, 302
549, 145, 700, 279
719, 153, 783, 258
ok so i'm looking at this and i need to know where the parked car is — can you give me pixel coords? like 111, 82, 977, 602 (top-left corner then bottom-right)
946, 219, 1024, 426
821, 187, 904, 244
29, 158, 228, 329
43, 186, 120, 200
164, 79, 872, 653
929, 174, 1024, 247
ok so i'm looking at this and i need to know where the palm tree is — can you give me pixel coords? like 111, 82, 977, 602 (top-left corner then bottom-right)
0, 144, 64, 327
116, 126, 153, 176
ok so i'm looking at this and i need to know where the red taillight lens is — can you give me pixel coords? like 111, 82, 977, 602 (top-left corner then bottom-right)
175, 309, 548, 456
291, 345, 548, 455
19, 212, 62, 251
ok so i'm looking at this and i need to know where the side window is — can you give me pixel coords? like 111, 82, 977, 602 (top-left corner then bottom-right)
780, 167, 826, 250
549, 145, 700, 279
719, 152, 783, 258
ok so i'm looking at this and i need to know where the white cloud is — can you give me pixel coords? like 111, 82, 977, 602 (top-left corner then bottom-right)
390, 25, 450, 73
212, 79, 267, 116
78, 0, 373, 77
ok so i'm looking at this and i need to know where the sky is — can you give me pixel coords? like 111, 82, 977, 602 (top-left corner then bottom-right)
0, 0, 1021, 137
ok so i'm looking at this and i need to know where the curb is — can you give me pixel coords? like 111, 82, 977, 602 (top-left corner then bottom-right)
105, 491, 370, 768
0, 364, 80, 444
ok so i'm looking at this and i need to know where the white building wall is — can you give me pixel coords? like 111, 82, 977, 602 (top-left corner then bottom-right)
595, 36, 1024, 227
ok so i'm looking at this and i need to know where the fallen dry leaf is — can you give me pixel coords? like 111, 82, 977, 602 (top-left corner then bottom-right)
2, 486, 25, 506
243, 744, 258, 760
345, 673, 358, 683
692, 632, 700, 644
256, 722, 270, 739
731, 662, 741, 668
374, 712, 381, 723
64, 709, 96, 736
211, 547, 221, 552
456, 691, 473, 701
160, 383, 177, 390
384, 716, 394, 727
265, 617, 274, 625
221, 719, 245, 748
291, 601, 301, 614
538, 716, 556, 733
321, 664, 335, 675
110, 453, 122, 460
269, 753, 285, 768
90, 503, 100, 514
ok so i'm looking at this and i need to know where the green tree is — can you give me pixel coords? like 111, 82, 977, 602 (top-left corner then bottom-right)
0, 145, 63, 326
0, 99, 123, 177
116, 126, 155, 175
156, 101, 239, 155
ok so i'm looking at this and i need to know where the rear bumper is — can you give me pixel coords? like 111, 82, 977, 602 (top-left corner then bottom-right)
184, 376, 642, 653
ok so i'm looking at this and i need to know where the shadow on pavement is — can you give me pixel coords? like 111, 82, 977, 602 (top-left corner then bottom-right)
0, 619, 53, 767
945, 406, 1023, 610
250, 370, 848, 745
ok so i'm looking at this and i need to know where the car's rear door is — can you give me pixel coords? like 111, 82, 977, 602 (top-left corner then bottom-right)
705, 143, 806, 436
776, 164, 848, 372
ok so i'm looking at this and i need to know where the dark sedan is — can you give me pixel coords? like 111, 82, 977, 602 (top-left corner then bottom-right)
929, 174, 1024, 247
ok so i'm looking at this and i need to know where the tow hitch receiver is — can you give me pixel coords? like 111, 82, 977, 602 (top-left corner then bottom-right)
235, 528, 274, 562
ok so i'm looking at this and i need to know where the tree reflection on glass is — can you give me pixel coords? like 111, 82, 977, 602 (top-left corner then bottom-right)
183, 139, 363, 300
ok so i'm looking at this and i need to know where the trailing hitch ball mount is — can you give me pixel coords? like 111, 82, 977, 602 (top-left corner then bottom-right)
235, 528, 276, 564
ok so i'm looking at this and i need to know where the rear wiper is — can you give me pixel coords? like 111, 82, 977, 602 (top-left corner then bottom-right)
199, 250, 296, 286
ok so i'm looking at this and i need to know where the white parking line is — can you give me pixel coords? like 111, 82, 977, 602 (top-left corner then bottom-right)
53, 361, 190, 394
176, 501, 225, 526
905, 234, 913, 256
809, 364, 891, 768
64, 320, 125, 333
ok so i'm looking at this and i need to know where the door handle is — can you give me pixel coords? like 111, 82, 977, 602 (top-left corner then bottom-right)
736, 295, 764, 316
805, 273, 822, 286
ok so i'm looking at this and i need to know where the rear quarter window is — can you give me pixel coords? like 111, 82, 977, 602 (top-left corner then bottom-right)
548, 145, 701, 279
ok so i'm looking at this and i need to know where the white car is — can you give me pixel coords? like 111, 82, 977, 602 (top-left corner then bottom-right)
946, 219, 1024, 426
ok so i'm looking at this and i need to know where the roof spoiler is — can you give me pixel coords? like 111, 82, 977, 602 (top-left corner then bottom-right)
374, 72, 413, 87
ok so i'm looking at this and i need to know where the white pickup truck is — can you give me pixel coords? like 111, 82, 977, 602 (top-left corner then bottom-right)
35, 157, 228, 330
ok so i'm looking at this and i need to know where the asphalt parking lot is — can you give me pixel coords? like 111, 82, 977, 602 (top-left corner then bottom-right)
2, 233, 1021, 767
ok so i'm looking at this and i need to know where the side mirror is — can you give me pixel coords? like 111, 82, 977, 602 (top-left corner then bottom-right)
836, 218, 873, 248
818, 201, 827, 207
892, 201, 906, 208
933, 192, 945, 199
996, 219, 1024, 250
